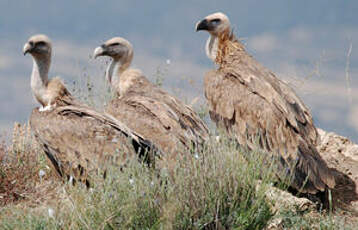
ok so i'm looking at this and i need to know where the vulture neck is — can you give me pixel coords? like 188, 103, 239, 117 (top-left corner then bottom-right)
208, 30, 244, 66
107, 55, 133, 91
206, 29, 232, 63
205, 34, 219, 62
30, 55, 50, 102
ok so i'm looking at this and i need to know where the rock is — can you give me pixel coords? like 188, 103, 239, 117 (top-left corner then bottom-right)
264, 128, 358, 221
263, 184, 316, 213
265, 217, 284, 230
260, 183, 315, 230
256, 180, 316, 219
317, 129, 358, 212
318, 128, 358, 162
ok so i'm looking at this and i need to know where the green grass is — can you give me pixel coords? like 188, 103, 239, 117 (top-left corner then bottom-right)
1, 128, 355, 229
1, 134, 274, 229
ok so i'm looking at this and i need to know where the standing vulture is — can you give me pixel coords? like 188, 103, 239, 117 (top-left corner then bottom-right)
93, 37, 209, 162
23, 34, 155, 185
196, 12, 335, 194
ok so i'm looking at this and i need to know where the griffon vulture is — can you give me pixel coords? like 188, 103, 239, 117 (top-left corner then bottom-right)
196, 12, 335, 194
93, 37, 209, 159
23, 34, 155, 185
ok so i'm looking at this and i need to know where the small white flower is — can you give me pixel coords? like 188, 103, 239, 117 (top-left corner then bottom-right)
215, 135, 221, 142
69, 176, 74, 184
194, 153, 199, 159
111, 138, 118, 143
48, 208, 55, 218
150, 181, 155, 187
39, 169, 46, 179
166, 59, 171, 65
129, 178, 134, 185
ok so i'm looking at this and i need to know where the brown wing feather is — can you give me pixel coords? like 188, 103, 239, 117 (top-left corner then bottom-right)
30, 102, 155, 184
106, 95, 184, 154
206, 39, 335, 193
107, 72, 209, 156
217, 39, 319, 146
47, 77, 76, 107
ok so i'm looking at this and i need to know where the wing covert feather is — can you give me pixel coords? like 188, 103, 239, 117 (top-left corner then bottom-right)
30, 104, 154, 182
205, 67, 334, 193
222, 51, 319, 146
107, 72, 209, 155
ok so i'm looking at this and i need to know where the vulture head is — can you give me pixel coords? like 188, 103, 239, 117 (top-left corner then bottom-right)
23, 34, 52, 58
94, 37, 134, 86
196, 12, 231, 36
93, 37, 133, 65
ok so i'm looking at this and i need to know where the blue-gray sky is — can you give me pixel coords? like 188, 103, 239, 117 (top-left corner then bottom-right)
0, 1, 357, 141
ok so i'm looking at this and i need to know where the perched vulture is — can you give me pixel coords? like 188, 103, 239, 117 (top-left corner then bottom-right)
93, 37, 209, 161
23, 34, 155, 185
196, 12, 335, 194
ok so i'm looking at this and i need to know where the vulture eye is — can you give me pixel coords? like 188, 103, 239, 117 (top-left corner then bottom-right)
37, 41, 46, 46
211, 18, 221, 26
110, 42, 120, 47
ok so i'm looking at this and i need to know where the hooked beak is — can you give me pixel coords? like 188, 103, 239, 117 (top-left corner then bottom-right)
93, 46, 105, 59
23, 42, 32, 55
195, 19, 209, 32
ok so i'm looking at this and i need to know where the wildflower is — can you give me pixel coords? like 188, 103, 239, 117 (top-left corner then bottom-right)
194, 153, 199, 159
48, 208, 55, 218
69, 176, 74, 184
216, 135, 221, 142
111, 138, 118, 143
39, 169, 46, 179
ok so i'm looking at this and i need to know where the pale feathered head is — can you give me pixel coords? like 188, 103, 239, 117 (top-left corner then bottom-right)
196, 12, 231, 36
23, 34, 52, 57
93, 37, 133, 63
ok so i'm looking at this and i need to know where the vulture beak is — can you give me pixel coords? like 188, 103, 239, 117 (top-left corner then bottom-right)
196, 19, 209, 32
93, 45, 106, 58
23, 42, 33, 55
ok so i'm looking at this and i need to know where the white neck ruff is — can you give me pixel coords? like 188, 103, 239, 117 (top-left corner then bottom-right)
205, 35, 218, 62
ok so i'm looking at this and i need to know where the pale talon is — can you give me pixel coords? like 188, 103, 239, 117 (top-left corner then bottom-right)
43, 105, 53, 111
39, 104, 53, 112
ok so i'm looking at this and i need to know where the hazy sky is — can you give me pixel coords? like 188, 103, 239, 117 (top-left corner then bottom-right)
0, 1, 357, 141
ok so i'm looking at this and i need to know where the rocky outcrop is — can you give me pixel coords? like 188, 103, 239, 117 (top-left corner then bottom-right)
264, 129, 358, 229
317, 129, 358, 211
318, 128, 358, 163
